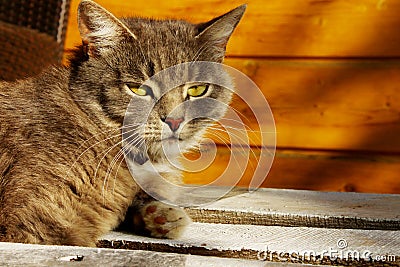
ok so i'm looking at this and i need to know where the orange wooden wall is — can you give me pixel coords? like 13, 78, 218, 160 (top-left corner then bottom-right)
64, 0, 400, 194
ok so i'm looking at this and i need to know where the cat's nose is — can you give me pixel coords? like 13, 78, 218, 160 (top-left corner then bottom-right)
164, 117, 184, 132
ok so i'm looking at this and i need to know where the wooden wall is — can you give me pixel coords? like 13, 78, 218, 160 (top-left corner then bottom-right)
64, 0, 400, 194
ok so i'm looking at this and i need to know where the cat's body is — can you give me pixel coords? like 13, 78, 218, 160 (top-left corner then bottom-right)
0, 0, 245, 246
0, 67, 137, 246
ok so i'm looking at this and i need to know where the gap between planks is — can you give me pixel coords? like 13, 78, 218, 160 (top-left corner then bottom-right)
101, 223, 399, 266
0, 242, 268, 267
98, 188, 399, 266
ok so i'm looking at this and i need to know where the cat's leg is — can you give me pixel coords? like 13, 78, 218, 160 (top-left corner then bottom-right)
122, 191, 191, 239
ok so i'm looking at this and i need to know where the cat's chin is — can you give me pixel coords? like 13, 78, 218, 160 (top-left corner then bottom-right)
161, 137, 185, 157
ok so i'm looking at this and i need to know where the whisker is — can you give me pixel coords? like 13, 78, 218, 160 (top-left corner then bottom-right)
205, 130, 258, 171
102, 134, 143, 195
70, 124, 143, 169
71, 125, 139, 184
100, 134, 144, 199
218, 116, 273, 133
207, 125, 275, 158
213, 117, 275, 145
73, 123, 142, 155
111, 152, 127, 197
225, 103, 260, 127
109, 134, 144, 197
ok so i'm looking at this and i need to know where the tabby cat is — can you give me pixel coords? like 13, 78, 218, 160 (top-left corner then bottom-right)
0, 0, 245, 246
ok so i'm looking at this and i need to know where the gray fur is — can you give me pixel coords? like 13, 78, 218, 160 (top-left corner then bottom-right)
0, 0, 245, 245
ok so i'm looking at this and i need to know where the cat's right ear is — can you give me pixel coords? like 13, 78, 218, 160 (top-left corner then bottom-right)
78, 0, 136, 58
195, 5, 246, 61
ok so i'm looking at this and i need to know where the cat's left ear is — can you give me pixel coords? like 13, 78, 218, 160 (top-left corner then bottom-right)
78, 0, 136, 58
195, 5, 246, 59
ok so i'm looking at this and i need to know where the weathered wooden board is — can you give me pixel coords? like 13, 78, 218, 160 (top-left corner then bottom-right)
102, 223, 399, 266
1, 189, 398, 266
183, 148, 400, 194
99, 188, 400, 265
65, 0, 400, 57
0, 242, 268, 267
184, 188, 400, 230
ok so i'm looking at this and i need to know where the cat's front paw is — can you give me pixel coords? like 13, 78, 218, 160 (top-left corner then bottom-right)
140, 201, 191, 239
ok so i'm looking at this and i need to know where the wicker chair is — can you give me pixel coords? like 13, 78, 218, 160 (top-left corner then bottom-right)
0, 0, 71, 81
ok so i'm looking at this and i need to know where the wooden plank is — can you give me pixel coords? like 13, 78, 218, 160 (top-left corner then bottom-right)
184, 187, 400, 230
266, 149, 400, 194
99, 188, 400, 265
64, 1, 400, 153
65, 0, 400, 57
101, 224, 400, 266
222, 58, 400, 153
61, 55, 400, 153
183, 148, 400, 194
1, 189, 399, 266
0, 242, 268, 267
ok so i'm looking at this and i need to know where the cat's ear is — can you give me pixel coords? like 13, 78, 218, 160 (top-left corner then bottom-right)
78, 0, 136, 57
195, 5, 246, 59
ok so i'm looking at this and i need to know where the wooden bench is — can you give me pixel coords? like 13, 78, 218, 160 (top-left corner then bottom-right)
2, 188, 398, 266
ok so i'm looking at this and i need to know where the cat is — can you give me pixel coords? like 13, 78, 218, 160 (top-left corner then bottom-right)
0, 0, 245, 246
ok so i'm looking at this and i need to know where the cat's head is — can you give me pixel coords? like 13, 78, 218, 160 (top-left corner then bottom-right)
70, 0, 245, 162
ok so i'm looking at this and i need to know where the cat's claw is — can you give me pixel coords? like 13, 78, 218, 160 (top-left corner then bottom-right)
141, 201, 191, 239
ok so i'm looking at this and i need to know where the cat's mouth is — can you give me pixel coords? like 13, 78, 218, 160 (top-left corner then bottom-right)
160, 130, 184, 142
161, 136, 183, 142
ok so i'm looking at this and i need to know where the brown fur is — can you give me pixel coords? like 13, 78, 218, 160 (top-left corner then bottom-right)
0, 0, 245, 246
0, 69, 137, 246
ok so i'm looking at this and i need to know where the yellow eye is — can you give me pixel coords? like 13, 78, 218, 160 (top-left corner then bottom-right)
131, 87, 147, 96
187, 84, 209, 97
126, 84, 153, 97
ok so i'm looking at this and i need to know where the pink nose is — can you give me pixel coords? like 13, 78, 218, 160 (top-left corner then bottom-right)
164, 117, 184, 132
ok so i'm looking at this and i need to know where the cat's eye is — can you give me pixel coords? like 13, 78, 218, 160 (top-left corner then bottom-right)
126, 84, 153, 97
187, 84, 209, 98
131, 87, 147, 96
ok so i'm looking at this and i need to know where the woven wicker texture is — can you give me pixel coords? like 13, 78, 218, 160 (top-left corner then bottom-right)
0, 0, 70, 81
0, 21, 59, 81
0, 0, 70, 44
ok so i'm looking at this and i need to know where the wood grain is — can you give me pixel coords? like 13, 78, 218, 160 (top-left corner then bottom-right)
102, 224, 400, 265
0, 242, 267, 266
62, 1, 400, 193
63, 51, 400, 152
183, 147, 400, 194
64, 1, 400, 153
224, 58, 400, 153
100, 188, 400, 265
65, 0, 400, 57
2, 188, 399, 266
184, 187, 400, 230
